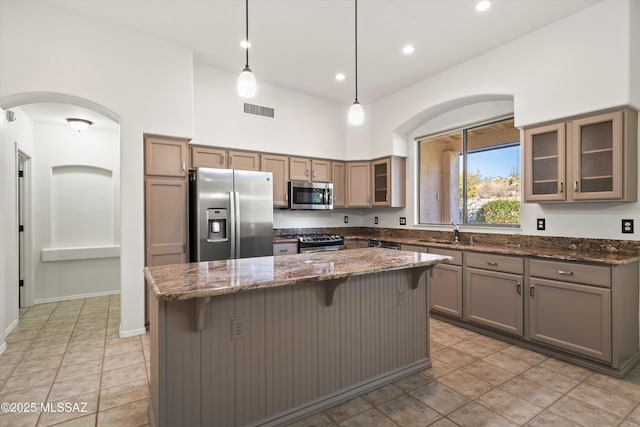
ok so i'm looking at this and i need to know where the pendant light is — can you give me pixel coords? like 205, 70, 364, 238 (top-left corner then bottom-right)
348, 0, 364, 125
237, 0, 256, 98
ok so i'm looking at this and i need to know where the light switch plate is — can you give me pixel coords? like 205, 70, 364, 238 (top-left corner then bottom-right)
399, 217, 406, 226
374, 216, 379, 224
622, 219, 634, 234
344, 216, 348, 224
536, 218, 546, 231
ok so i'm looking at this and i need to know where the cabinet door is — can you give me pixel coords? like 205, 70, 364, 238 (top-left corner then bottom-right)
523, 123, 566, 202
331, 162, 346, 207
145, 177, 188, 266
464, 268, 523, 336
228, 151, 260, 171
429, 264, 463, 319
191, 146, 227, 169
145, 136, 188, 177
311, 159, 331, 182
346, 162, 371, 207
290, 157, 311, 181
261, 154, 289, 207
569, 110, 623, 201
371, 158, 391, 206
527, 277, 611, 363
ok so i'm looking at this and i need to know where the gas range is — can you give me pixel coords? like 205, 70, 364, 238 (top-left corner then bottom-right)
294, 234, 346, 253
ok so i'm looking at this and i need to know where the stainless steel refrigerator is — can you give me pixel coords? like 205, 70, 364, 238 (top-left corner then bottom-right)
189, 168, 273, 261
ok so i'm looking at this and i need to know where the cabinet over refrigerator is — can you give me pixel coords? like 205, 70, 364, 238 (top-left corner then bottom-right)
189, 168, 273, 262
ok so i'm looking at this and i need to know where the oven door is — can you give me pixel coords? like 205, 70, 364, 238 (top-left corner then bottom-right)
288, 181, 333, 210
299, 245, 346, 253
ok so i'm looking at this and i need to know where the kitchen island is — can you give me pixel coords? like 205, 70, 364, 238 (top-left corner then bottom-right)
144, 248, 451, 427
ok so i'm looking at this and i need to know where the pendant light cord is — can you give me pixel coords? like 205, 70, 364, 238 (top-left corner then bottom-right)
245, 0, 250, 69
354, 0, 358, 102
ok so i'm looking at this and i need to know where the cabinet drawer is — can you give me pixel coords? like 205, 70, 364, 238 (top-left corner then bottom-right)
428, 248, 462, 265
528, 259, 610, 288
401, 244, 427, 253
465, 252, 523, 274
273, 242, 298, 256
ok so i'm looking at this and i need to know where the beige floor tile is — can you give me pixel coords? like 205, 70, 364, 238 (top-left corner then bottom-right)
0, 410, 40, 427
98, 379, 149, 411
477, 388, 543, 424
102, 350, 144, 372
448, 402, 517, 427
359, 384, 402, 407
538, 357, 594, 382
524, 409, 581, 426
586, 373, 640, 402
48, 373, 101, 402
429, 330, 464, 347
0, 351, 24, 367
37, 391, 98, 426
568, 382, 636, 416
30, 335, 70, 350
409, 382, 469, 416
22, 344, 68, 362
500, 375, 562, 408
392, 373, 430, 392
431, 348, 477, 368
12, 354, 62, 376
62, 348, 105, 366
0, 384, 51, 405
462, 359, 516, 386
56, 358, 103, 382
338, 408, 395, 427
468, 334, 510, 351
288, 412, 336, 427
1, 368, 57, 394
100, 364, 147, 389
97, 398, 148, 427
3, 339, 32, 355
429, 341, 446, 353
621, 420, 640, 427
104, 339, 142, 357
483, 351, 536, 374
437, 370, 492, 399
6, 329, 39, 343
427, 418, 458, 427
377, 394, 441, 427
548, 396, 623, 426
522, 366, 581, 393
628, 405, 640, 424
451, 340, 499, 358
325, 397, 371, 423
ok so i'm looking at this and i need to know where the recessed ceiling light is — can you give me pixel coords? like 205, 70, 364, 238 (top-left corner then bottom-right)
240, 40, 251, 49
475, 0, 491, 12
335, 73, 346, 81
402, 45, 415, 55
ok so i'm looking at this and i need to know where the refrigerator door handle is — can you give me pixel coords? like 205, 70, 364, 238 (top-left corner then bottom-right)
229, 192, 236, 259
233, 191, 240, 258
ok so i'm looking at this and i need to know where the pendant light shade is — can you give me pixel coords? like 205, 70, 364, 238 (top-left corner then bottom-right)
237, 0, 256, 98
348, 0, 363, 125
348, 101, 364, 125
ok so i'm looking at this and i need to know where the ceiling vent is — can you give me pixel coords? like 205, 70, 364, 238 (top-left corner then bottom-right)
243, 103, 275, 119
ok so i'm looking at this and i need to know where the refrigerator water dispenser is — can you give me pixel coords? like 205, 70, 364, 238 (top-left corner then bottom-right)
206, 208, 228, 242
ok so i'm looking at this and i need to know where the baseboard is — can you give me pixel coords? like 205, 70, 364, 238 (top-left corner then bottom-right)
4, 318, 19, 337
120, 325, 147, 338
0, 341, 6, 357
34, 289, 120, 305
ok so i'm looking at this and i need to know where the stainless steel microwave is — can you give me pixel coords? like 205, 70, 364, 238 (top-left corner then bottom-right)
288, 181, 333, 210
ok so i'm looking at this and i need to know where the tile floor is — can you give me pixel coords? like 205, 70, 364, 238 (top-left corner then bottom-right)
2, 297, 640, 426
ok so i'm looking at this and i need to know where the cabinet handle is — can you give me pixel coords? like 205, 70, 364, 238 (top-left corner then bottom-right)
487, 261, 498, 266
306, 169, 309, 177
220, 157, 224, 166
279, 249, 288, 253
284, 193, 288, 201
429, 269, 434, 278
313, 170, 317, 178
385, 193, 389, 202
574, 180, 579, 192
558, 270, 574, 276
530, 286, 535, 297
516, 283, 521, 294
559, 182, 564, 193
229, 156, 233, 166
182, 162, 186, 172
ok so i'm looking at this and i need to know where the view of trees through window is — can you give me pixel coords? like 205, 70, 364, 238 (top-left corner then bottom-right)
418, 117, 521, 226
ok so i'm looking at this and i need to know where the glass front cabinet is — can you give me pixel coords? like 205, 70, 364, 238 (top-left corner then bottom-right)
524, 108, 637, 203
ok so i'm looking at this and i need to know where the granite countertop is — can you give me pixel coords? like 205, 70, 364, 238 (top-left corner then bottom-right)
145, 247, 451, 301
344, 235, 638, 265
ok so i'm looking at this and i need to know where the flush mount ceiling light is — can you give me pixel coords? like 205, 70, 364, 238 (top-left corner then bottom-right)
237, 0, 256, 98
402, 45, 415, 55
347, 0, 364, 126
335, 73, 345, 81
66, 118, 93, 132
240, 40, 251, 49
476, 0, 491, 12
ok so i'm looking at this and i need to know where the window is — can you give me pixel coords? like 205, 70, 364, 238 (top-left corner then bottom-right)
418, 117, 520, 226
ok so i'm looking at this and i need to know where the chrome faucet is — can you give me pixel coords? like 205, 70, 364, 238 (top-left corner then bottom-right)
451, 222, 460, 243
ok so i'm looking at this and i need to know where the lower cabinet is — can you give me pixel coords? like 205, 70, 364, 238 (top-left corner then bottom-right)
527, 276, 611, 363
428, 248, 463, 319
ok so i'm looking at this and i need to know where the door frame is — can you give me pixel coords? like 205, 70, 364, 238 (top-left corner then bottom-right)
16, 143, 34, 308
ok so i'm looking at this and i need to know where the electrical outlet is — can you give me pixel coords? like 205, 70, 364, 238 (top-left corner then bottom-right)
344, 215, 349, 224
231, 316, 245, 340
622, 219, 634, 234
537, 218, 546, 231
374, 216, 378, 224
397, 288, 407, 306
399, 217, 407, 226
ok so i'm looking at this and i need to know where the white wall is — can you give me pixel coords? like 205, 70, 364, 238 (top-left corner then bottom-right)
0, 0, 193, 337
33, 122, 120, 302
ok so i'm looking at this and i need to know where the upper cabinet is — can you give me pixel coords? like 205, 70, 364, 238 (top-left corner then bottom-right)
145, 136, 188, 177
190, 146, 260, 171
261, 154, 289, 208
371, 156, 406, 207
331, 161, 346, 207
290, 157, 332, 182
524, 108, 637, 203
346, 162, 371, 207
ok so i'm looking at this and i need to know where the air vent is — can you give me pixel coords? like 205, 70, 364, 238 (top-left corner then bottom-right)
243, 103, 275, 119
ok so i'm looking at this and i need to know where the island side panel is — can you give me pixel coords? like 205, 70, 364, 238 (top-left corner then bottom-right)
200, 294, 235, 427
292, 283, 320, 406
